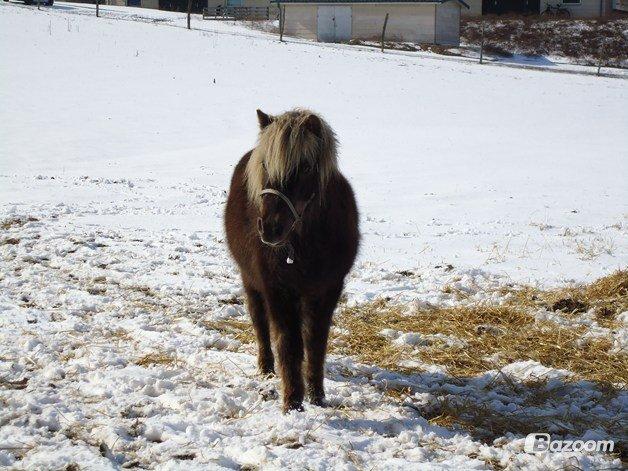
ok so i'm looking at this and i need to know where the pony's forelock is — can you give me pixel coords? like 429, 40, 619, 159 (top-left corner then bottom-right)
245, 109, 338, 206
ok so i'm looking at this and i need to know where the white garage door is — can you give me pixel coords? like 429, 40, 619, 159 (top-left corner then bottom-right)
317, 6, 351, 42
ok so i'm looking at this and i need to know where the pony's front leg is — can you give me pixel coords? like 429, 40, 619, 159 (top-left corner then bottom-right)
303, 284, 342, 406
265, 290, 304, 412
244, 284, 274, 375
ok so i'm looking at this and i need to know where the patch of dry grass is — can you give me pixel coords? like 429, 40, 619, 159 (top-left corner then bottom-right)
500, 270, 628, 329
574, 236, 616, 260
135, 353, 176, 367
109, 328, 131, 341
0, 216, 38, 230
333, 298, 627, 385
196, 272, 626, 386
203, 318, 256, 344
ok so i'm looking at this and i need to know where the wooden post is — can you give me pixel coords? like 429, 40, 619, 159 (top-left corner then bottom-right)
596, 44, 604, 76
381, 13, 389, 53
96, 0, 99, 18
279, 5, 285, 42
479, 21, 485, 64
187, 0, 192, 29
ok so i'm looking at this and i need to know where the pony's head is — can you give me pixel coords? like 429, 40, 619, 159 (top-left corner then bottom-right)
246, 108, 338, 247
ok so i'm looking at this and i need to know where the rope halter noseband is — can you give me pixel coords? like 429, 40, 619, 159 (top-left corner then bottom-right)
259, 188, 302, 226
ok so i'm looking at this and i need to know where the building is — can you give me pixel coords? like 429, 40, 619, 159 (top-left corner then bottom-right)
279, 0, 469, 45
106, 0, 207, 11
206, 0, 273, 10
462, 0, 616, 17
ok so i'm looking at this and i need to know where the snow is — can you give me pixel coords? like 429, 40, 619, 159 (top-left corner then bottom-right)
0, 2, 626, 469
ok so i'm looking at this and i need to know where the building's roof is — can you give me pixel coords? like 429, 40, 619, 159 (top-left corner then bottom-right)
276, 0, 470, 8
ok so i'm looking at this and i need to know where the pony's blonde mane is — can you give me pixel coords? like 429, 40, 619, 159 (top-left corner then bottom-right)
245, 109, 338, 206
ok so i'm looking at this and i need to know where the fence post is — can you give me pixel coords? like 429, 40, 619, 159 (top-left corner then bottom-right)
280, 5, 285, 42
96, 0, 99, 18
479, 21, 485, 64
596, 44, 605, 76
380, 13, 389, 52
187, 0, 192, 29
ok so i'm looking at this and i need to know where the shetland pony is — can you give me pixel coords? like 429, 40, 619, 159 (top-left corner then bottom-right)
224, 109, 359, 412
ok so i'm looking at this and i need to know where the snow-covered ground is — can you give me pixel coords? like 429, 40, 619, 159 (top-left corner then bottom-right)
0, 2, 626, 469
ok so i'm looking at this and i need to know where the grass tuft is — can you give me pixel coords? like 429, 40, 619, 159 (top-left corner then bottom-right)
1, 216, 38, 230
203, 318, 256, 344
135, 353, 176, 367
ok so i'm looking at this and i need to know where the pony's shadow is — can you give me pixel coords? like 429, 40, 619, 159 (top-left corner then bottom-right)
323, 358, 626, 456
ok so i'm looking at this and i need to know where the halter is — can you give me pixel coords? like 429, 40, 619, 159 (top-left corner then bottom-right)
258, 189, 315, 261
260, 188, 303, 225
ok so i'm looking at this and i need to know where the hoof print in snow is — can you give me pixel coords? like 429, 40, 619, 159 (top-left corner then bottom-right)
0, 377, 28, 390
258, 387, 278, 401
172, 452, 195, 461
87, 286, 107, 295
434, 264, 454, 272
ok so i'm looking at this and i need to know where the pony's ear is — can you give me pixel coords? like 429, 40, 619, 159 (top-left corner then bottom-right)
304, 114, 322, 138
256, 109, 273, 129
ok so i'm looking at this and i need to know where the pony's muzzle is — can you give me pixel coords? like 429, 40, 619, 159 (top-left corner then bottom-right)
257, 217, 286, 247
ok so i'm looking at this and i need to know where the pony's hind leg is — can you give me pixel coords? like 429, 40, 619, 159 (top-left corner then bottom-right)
302, 284, 343, 406
244, 285, 274, 375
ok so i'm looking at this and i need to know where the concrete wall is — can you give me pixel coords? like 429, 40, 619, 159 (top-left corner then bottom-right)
284, 4, 318, 40
435, 1, 460, 45
352, 4, 436, 43
285, 3, 452, 43
461, 0, 481, 16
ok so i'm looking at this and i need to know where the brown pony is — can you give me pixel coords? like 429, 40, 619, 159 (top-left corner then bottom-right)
224, 108, 359, 412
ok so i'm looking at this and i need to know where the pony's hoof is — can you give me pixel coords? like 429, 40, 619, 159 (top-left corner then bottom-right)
258, 366, 275, 377
309, 396, 326, 407
282, 401, 304, 413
